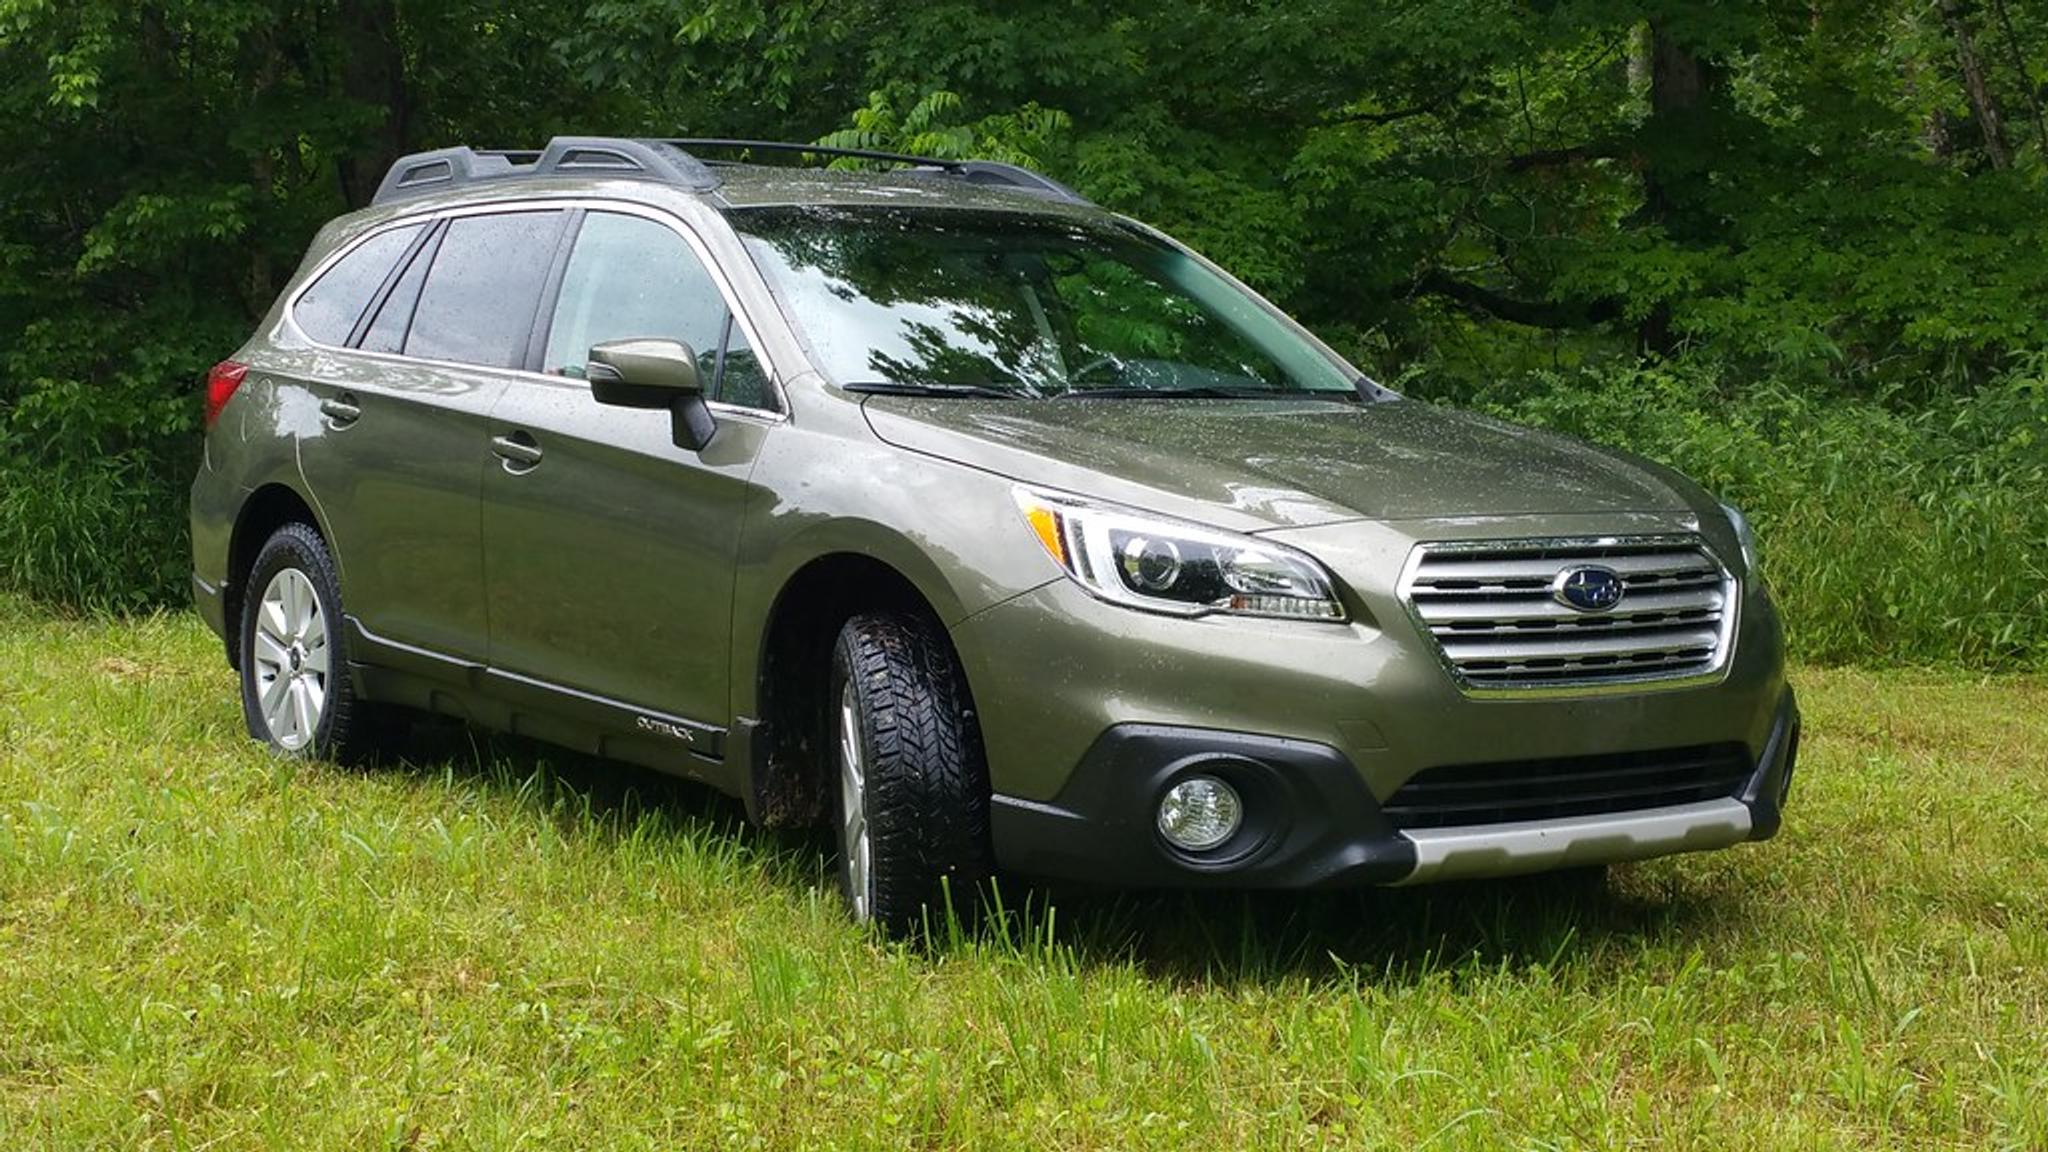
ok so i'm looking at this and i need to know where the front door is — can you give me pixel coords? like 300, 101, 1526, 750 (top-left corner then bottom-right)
480, 209, 774, 743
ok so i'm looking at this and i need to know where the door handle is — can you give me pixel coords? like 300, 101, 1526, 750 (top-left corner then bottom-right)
491, 431, 544, 471
320, 394, 362, 428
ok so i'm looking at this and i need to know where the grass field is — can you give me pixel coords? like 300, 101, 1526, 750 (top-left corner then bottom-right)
2, 596, 2045, 1150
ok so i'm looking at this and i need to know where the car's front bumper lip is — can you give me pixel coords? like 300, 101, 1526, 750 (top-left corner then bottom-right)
990, 689, 1799, 889
1395, 798, 1751, 885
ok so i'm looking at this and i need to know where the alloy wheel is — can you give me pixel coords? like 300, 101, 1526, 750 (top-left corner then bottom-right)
838, 679, 872, 921
251, 567, 329, 751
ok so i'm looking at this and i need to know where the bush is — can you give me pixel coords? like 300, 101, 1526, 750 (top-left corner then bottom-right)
0, 452, 190, 615
1428, 361, 2048, 670
0, 311, 219, 613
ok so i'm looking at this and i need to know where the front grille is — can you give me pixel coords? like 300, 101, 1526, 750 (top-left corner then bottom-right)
1382, 743, 1752, 830
1399, 537, 1735, 693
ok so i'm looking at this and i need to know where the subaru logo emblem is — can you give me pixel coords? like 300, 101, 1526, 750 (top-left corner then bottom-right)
1552, 565, 1625, 612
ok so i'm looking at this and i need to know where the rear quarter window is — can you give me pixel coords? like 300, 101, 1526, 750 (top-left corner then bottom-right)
292, 224, 424, 346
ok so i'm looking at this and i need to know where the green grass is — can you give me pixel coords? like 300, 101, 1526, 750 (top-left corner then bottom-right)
2, 597, 2045, 1149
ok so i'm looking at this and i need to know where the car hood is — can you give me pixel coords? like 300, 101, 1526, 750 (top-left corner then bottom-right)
861, 396, 1698, 530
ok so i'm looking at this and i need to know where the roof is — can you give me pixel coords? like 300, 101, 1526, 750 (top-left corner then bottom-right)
370, 137, 1097, 218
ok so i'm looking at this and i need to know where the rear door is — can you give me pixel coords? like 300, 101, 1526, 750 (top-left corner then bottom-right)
480, 207, 776, 747
293, 208, 569, 661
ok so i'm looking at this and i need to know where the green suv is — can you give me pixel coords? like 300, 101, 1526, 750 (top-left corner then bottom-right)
190, 137, 1798, 933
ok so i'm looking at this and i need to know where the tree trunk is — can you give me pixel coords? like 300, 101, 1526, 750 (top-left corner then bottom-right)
1989, 0, 2047, 157
1941, 0, 2013, 169
236, 23, 287, 316
248, 147, 277, 313
1926, 107, 1957, 159
1635, 21, 1720, 356
335, 0, 411, 209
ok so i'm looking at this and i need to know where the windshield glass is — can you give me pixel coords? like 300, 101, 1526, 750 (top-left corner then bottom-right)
732, 206, 1361, 398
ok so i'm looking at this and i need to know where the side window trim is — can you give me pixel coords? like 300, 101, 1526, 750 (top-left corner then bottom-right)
375, 222, 445, 354
521, 209, 587, 374
284, 200, 788, 418
711, 313, 734, 402
345, 221, 438, 349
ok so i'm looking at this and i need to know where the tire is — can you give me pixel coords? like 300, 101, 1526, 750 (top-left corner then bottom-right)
830, 612, 993, 937
237, 522, 387, 764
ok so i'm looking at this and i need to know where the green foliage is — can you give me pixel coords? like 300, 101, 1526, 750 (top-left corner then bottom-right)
1, 0, 2045, 669
817, 87, 1072, 171
1429, 360, 2048, 669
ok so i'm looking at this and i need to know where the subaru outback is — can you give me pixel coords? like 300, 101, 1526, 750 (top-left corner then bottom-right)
189, 137, 1799, 934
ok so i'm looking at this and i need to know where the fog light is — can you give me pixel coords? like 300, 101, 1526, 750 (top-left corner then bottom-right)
1157, 775, 1242, 852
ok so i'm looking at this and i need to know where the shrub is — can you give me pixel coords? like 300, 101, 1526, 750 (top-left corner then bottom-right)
0, 311, 219, 613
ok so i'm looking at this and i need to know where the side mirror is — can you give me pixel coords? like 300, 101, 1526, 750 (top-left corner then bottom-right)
587, 338, 716, 451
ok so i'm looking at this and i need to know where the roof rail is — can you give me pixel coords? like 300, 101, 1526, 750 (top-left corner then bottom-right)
370, 135, 1090, 208
371, 137, 721, 206
659, 139, 1092, 205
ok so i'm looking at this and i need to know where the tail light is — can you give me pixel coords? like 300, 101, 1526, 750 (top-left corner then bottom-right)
204, 361, 249, 429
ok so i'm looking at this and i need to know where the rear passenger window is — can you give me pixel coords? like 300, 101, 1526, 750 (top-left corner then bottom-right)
293, 224, 422, 346
543, 212, 771, 408
406, 211, 566, 369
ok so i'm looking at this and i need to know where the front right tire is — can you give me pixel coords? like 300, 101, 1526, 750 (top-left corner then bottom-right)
830, 612, 993, 936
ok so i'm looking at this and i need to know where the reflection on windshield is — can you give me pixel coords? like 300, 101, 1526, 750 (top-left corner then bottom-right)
734, 206, 1360, 399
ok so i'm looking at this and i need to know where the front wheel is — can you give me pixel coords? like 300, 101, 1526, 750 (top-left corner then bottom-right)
830, 612, 993, 936
237, 522, 386, 764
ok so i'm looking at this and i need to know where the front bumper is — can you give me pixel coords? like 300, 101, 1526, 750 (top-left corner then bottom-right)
950, 511, 1795, 888
989, 690, 1799, 887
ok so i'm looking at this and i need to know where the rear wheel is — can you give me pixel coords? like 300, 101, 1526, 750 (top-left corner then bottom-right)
830, 612, 992, 937
237, 522, 386, 763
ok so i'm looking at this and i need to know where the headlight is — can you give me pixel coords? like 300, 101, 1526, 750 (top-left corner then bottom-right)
1721, 502, 1762, 577
1014, 488, 1347, 621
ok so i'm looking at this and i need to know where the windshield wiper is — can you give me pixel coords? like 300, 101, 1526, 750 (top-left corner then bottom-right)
1055, 386, 1357, 402
841, 380, 1023, 400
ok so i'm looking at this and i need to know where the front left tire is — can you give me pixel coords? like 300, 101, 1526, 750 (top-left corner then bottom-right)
830, 612, 994, 937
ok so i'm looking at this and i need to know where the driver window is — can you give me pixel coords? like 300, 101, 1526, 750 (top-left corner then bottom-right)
544, 212, 760, 405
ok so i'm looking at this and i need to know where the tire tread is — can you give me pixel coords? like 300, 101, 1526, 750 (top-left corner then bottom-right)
835, 612, 992, 935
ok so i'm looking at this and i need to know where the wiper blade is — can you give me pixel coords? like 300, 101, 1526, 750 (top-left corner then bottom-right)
841, 380, 1022, 400
1055, 386, 1357, 402
1055, 386, 1235, 400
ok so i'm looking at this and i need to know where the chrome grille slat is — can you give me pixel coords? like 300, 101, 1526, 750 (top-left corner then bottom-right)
1409, 552, 1715, 582
1412, 572, 1723, 598
1399, 536, 1738, 695
1433, 618, 1719, 639
1419, 588, 1723, 621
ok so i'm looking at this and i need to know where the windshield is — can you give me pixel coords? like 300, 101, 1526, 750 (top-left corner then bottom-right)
731, 206, 1362, 399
